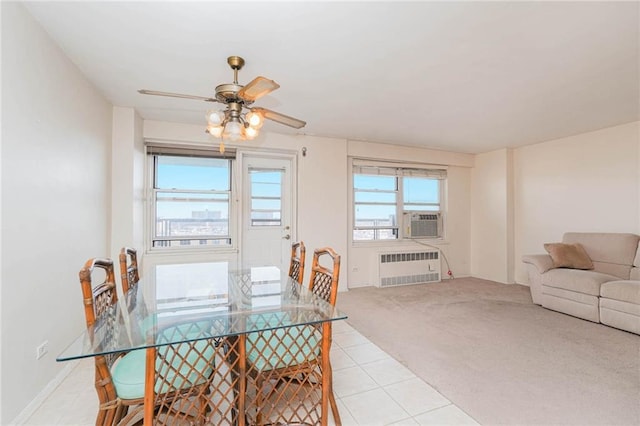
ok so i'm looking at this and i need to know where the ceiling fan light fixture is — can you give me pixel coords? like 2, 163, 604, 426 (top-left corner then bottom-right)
246, 110, 264, 128
206, 123, 223, 138
245, 126, 258, 140
223, 120, 243, 142
139, 55, 305, 149
206, 110, 225, 126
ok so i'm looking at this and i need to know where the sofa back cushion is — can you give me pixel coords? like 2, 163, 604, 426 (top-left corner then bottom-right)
563, 232, 640, 279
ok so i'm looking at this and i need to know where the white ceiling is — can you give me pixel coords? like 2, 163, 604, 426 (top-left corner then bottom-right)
23, 1, 639, 154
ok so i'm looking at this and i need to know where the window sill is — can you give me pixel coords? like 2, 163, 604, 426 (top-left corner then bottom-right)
145, 246, 239, 257
352, 238, 449, 249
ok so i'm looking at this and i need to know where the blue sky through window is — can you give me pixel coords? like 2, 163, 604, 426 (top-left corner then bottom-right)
354, 174, 439, 221
156, 157, 230, 219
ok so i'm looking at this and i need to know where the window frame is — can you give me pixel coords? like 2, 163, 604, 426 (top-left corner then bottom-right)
351, 159, 447, 243
146, 144, 237, 253
248, 167, 284, 228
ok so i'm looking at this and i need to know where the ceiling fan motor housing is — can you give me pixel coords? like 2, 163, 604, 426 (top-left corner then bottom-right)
214, 83, 249, 104
213, 55, 250, 104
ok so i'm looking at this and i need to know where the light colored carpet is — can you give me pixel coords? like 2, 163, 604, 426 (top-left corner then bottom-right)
337, 277, 640, 425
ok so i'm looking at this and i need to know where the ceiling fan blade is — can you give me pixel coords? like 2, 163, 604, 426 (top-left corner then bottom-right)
252, 107, 306, 129
238, 77, 280, 102
138, 89, 219, 103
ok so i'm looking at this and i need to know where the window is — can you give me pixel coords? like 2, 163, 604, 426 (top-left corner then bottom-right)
249, 168, 283, 227
148, 146, 234, 249
353, 174, 398, 240
352, 161, 446, 241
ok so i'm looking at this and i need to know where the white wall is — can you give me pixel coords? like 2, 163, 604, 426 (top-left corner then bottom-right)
111, 107, 145, 262
470, 148, 514, 283
142, 122, 474, 291
142, 120, 349, 290
513, 121, 640, 284
1, 3, 113, 423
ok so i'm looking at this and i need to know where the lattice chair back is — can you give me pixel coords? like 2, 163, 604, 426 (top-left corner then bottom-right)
80, 258, 228, 425
79, 258, 127, 426
138, 318, 226, 425
119, 247, 140, 295
244, 247, 343, 425
308, 247, 341, 307
308, 247, 342, 424
288, 241, 306, 285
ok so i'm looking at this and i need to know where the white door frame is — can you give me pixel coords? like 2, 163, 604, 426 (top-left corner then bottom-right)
237, 149, 298, 268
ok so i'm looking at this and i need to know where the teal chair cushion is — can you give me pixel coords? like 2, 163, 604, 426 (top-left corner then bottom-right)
111, 323, 216, 400
246, 323, 320, 372
111, 349, 146, 400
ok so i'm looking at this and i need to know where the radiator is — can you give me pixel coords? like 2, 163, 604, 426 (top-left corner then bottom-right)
377, 249, 441, 287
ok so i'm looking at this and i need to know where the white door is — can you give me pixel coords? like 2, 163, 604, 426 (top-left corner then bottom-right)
241, 154, 295, 269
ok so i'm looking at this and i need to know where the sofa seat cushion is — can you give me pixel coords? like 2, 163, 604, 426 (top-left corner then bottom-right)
600, 297, 640, 316
541, 286, 600, 322
600, 299, 640, 334
541, 269, 619, 296
600, 280, 640, 304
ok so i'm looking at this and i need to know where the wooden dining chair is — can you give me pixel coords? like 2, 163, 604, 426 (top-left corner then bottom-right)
119, 247, 139, 295
245, 247, 342, 425
79, 257, 139, 425
306, 247, 341, 425
288, 241, 306, 285
307, 247, 340, 307
79, 258, 220, 425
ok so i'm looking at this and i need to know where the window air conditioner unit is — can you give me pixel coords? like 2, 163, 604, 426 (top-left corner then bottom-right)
403, 211, 442, 239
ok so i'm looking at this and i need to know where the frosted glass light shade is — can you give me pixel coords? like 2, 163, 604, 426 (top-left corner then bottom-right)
246, 111, 264, 128
206, 110, 225, 125
245, 126, 258, 140
224, 121, 242, 142
207, 124, 223, 138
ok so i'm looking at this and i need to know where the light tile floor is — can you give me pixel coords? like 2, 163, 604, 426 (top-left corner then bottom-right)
22, 321, 479, 425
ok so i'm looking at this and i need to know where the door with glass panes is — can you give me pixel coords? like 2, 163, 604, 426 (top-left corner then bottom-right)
241, 154, 294, 269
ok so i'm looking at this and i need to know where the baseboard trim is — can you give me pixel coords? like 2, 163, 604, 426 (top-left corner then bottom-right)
10, 360, 78, 425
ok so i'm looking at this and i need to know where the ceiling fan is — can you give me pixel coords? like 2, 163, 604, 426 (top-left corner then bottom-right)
138, 56, 306, 148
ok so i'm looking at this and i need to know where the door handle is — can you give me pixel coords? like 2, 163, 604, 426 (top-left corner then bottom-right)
283, 234, 291, 240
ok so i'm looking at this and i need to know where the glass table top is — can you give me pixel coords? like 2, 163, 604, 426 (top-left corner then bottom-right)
57, 264, 347, 362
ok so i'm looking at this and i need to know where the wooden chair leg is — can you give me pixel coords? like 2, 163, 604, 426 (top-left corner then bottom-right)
329, 387, 341, 426
96, 410, 107, 426
114, 405, 127, 425
97, 405, 117, 426
198, 394, 209, 423
255, 376, 264, 426
327, 361, 341, 426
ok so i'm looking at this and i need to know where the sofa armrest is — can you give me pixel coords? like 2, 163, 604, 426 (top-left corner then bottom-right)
522, 254, 554, 274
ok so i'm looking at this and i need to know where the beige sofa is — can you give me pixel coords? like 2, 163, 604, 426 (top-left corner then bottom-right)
522, 232, 640, 334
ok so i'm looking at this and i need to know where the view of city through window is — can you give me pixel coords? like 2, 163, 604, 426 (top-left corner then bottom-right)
151, 155, 442, 246
153, 156, 231, 247
353, 173, 440, 241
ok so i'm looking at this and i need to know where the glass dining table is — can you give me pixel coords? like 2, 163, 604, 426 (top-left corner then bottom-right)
57, 262, 347, 425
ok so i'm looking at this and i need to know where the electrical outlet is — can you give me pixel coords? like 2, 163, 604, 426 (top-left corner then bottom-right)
36, 341, 48, 360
